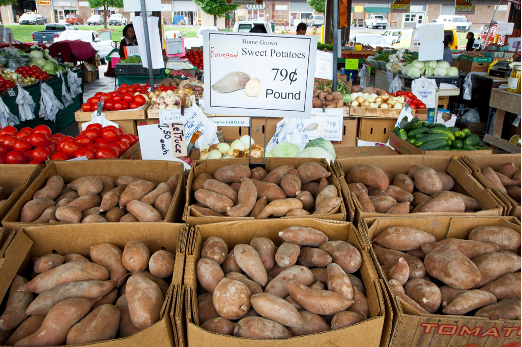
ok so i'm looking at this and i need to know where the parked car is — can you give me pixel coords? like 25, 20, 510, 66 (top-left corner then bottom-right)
32, 23, 77, 43
65, 13, 84, 25
381, 28, 414, 49
364, 14, 387, 29
350, 34, 393, 49
55, 30, 114, 62
233, 21, 272, 33
307, 15, 324, 27
108, 14, 127, 26
87, 15, 103, 25
428, 15, 472, 32
19, 13, 46, 25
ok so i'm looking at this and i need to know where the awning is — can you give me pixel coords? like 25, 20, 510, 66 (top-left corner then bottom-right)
364, 7, 391, 13
246, 5, 265, 9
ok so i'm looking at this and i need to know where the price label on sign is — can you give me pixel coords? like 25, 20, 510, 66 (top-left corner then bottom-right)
159, 109, 183, 125
344, 59, 358, 70
301, 108, 343, 141
496, 23, 514, 36
7, 88, 15, 97
124, 46, 140, 58
137, 123, 176, 159
315, 50, 333, 80
169, 123, 187, 157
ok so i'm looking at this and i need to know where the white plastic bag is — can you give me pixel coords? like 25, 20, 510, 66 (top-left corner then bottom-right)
463, 72, 472, 101
57, 71, 73, 108
81, 111, 120, 131
186, 104, 218, 149
394, 105, 414, 128
39, 83, 64, 122
67, 70, 82, 98
389, 75, 403, 94
412, 77, 437, 108
0, 97, 19, 128
16, 84, 35, 121
358, 64, 368, 90
266, 118, 308, 152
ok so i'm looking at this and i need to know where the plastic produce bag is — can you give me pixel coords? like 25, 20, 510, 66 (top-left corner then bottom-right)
39, 83, 64, 122
81, 111, 119, 131
0, 97, 19, 128
16, 84, 35, 121
57, 71, 73, 108
412, 77, 437, 108
389, 75, 403, 95
358, 64, 368, 90
67, 70, 82, 98
266, 118, 308, 153
186, 105, 218, 149
463, 73, 472, 101
461, 108, 480, 123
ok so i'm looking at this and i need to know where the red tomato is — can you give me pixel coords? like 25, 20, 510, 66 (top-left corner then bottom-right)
94, 138, 111, 147
32, 147, 51, 163
396, 91, 403, 96
119, 134, 133, 145
24, 150, 33, 160
46, 142, 57, 152
410, 104, 417, 109
101, 128, 119, 142
126, 86, 135, 93
95, 92, 103, 98
51, 152, 69, 161
51, 133, 65, 141
6, 150, 27, 164
0, 126, 18, 136
91, 104, 98, 111
86, 123, 103, 131
0, 153, 6, 163
116, 140, 130, 153
120, 83, 128, 88
13, 139, 32, 153
2, 136, 17, 150
104, 101, 114, 111
61, 141, 81, 157
405, 92, 414, 98
417, 103, 426, 109
115, 128, 125, 136
108, 143, 123, 155
96, 146, 119, 159
82, 128, 102, 140
19, 127, 33, 134
110, 91, 120, 98
0, 143, 8, 155
33, 125, 52, 137
128, 134, 138, 145
88, 97, 100, 105
81, 103, 91, 112
16, 132, 31, 140
120, 101, 128, 110
103, 93, 112, 100
29, 133, 50, 148
85, 143, 99, 152
113, 102, 123, 110
75, 147, 96, 160
28, 160, 42, 165
159, 85, 167, 92
129, 102, 139, 109
75, 135, 93, 145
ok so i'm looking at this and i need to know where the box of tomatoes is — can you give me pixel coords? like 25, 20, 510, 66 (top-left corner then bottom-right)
75, 83, 151, 121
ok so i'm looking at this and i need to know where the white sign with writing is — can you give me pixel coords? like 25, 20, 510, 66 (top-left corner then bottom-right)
170, 123, 187, 157
204, 32, 317, 118
301, 109, 343, 141
137, 123, 174, 159
125, 45, 140, 57
159, 109, 182, 125
123, 0, 161, 12
315, 50, 333, 80
212, 117, 250, 127
496, 23, 514, 36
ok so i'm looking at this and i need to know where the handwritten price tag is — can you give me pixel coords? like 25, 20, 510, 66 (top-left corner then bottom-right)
315, 51, 333, 80
496, 23, 514, 36
125, 46, 140, 58
137, 123, 175, 159
301, 109, 343, 141
344, 59, 358, 70
7, 88, 15, 97
169, 123, 187, 157
159, 109, 183, 125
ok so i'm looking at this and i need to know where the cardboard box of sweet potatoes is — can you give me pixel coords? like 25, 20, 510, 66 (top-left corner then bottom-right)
0, 222, 188, 347
361, 216, 521, 347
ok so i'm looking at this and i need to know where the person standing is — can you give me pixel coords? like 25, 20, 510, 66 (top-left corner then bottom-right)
466, 32, 475, 51
119, 23, 138, 59
296, 22, 307, 35
442, 35, 453, 66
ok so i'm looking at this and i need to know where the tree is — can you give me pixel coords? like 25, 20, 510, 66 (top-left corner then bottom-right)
193, 0, 238, 26
307, 0, 325, 14
87, 0, 123, 29
0, 0, 19, 5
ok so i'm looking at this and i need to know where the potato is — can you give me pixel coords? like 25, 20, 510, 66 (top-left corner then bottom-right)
297, 247, 332, 268
436, 172, 455, 191
131, 272, 169, 297
251, 293, 304, 327
421, 238, 499, 259
480, 272, 520, 300
315, 185, 338, 207
119, 180, 155, 208
198, 293, 219, 324
468, 226, 521, 252
154, 191, 172, 219
348, 274, 366, 296
213, 278, 251, 320
64, 254, 90, 263
192, 173, 212, 192
371, 195, 396, 213
290, 311, 330, 336
4, 315, 45, 346
414, 167, 443, 195
475, 298, 520, 320
420, 192, 465, 213
90, 243, 127, 286
250, 237, 276, 271
197, 258, 224, 293
301, 182, 320, 197
386, 202, 411, 214
393, 174, 414, 194
296, 191, 315, 211
126, 275, 163, 329
250, 167, 268, 181
233, 316, 292, 339
127, 200, 162, 222
21, 262, 109, 294
194, 189, 234, 213
212, 71, 251, 93
92, 289, 118, 310
440, 286, 466, 308
387, 279, 429, 315
105, 207, 125, 222
298, 162, 331, 184
287, 208, 310, 216
234, 244, 268, 286
20, 198, 56, 222
280, 174, 302, 198
82, 206, 101, 219
286, 279, 351, 315
225, 272, 263, 295
66, 304, 120, 345
68, 194, 101, 212
412, 192, 431, 207
201, 237, 228, 265
263, 165, 294, 185
381, 257, 409, 285
373, 226, 435, 251
33, 175, 64, 200
222, 250, 242, 273
122, 240, 150, 272
495, 170, 520, 186
327, 263, 354, 302
0, 275, 32, 331
507, 186, 521, 201
265, 265, 315, 298
33, 254, 65, 273
483, 167, 507, 193
115, 295, 140, 338
424, 243, 481, 289
347, 164, 388, 192
203, 179, 237, 202
279, 226, 328, 247
252, 179, 287, 202
56, 198, 74, 207
348, 286, 370, 318
214, 164, 251, 183
225, 177, 257, 217
77, 177, 104, 197
471, 251, 521, 287
320, 241, 362, 273
331, 311, 365, 329
120, 213, 138, 222
443, 290, 497, 315
407, 165, 422, 178
82, 215, 107, 223
404, 278, 441, 313
374, 245, 425, 279
201, 317, 235, 335
256, 198, 303, 219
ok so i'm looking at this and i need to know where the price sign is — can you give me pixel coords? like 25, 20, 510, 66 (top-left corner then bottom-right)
496, 23, 514, 36
124, 46, 140, 58
169, 123, 187, 157
7, 88, 15, 97
301, 108, 343, 141
315, 50, 333, 80
159, 109, 183, 125
344, 59, 358, 70
137, 123, 175, 159
204, 32, 317, 118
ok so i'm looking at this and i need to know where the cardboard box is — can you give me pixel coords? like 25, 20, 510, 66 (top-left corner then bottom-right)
358, 118, 397, 144
338, 117, 358, 146
333, 145, 398, 160
349, 107, 401, 119
77, 119, 138, 136
183, 158, 346, 226
251, 117, 281, 146
82, 62, 96, 83
459, 60, 490, 73
2, 160, 185, 231
389, 133, 493, 157
411, 109, 428, 121
362, 216, 521, 347
334, 155, 504, 225
182, 218, 389, 347
457, 154, 522, 219
0, 222, 188, 347
75, 102, 150, 121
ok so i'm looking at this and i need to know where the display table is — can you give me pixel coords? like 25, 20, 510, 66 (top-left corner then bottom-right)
1, 70, 84, 134
484, 88, 521, 154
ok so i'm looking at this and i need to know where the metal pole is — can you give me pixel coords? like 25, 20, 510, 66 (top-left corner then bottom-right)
482, 0, 502, 50
332, 0, 338, 92
140, 1, 155, 92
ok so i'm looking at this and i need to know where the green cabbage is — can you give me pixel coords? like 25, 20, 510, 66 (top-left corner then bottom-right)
42, 61, 56, 74
31, 57, 46, 67
29, 50, 43, 59
270, 142, 300, 157
304, 137, 336, 159
297, 147, 334, 164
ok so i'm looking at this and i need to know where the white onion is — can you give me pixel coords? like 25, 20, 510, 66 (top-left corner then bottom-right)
394, 103, 403, 109
207, 150, 222, 159
240, 135, 254, 148
231, 140, 246, 151
217, 142, 230, 154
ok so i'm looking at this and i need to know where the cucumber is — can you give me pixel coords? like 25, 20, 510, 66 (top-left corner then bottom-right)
399, 129, 408, 141
463, 145, 477, 151
408, 138, 417, 144
475, 146, 489, 150
429, 123, 447, 128
430, 128, 456, 141
454, 131, 466, 139
399, 116, 409, 129
435, 146, 451, 151
419, 140, 448, 150
463, 134, 480, 146
463, 128, 472, 137
414, 133, 449, 146
403, 118, 422, 131
446, 139, 452, 146
452, 139, 463, 149
448, 127, 459, 133
421, 121, 430, 127
393, 127, 400, 136
416, 133, 426, 139
408, 127, 429, 138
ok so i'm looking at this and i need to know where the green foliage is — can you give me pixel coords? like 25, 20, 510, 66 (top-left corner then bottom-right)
87, 0, 123, 28
307, 0, 325, 13
0, 0, 19, 5
193, 0, 238, 17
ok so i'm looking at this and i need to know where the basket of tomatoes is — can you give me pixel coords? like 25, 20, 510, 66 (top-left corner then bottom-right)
396, 90, 428, 118
185, 49, 203, 70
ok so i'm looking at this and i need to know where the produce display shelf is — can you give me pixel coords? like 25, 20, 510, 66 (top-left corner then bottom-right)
114, 63, 163, 76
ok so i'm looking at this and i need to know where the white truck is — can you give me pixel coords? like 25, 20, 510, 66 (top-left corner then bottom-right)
365, 15, 387, 29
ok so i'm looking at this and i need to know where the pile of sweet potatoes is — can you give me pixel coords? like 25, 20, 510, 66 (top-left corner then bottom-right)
195, 227, 370, 338
372, 225, 520, 318
17, 174, 178, 224
481, 162, 521, 204
191, 163, 342, 218
0, 240, 174, 345
348, 164, 480, 214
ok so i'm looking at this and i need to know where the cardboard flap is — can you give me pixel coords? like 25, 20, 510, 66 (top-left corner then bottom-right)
0, 230, 33, 303
446, 216, 521, 239
378, 279, 393, 347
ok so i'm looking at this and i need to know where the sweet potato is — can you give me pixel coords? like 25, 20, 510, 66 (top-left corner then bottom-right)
247, 197, 266, 219
139, 182, 170, 206
404, 278, 441, 313
347, 183, 368, 197
191, 205, 222, 217
68, 194, 101, 212
100, 178, 115, 198
349, 286, 370, 318
386, 202, 411, 214
310, 281, 324, 290
315, 185, 337, 208
250, 237, 276, 271
507, 186, 521, 201
256, 198, 303, 219
82, 206, 101, 219
286, 279, 351, 315
331, 311, 365, 329
279, 226, 328, 247
77, 177, 103, 197
0, 276, 32, 331
443, 290, 497, 315
213, 278, 251, 320
119, 213, 138, 222
57, 190, 78, 202
468, 226, 521, 252
234, 244, 268, 286
126, 275, 163, 329
197, 258, 225, 293
34, 254, 65, 273
21, 262, 109, 294
20, 198, 56, 222
226, 177, 257, 217
498, 163, 519, 178
393, 174, 414, 194
194, 189, 234, 213
250, 167, 268, 181
414, 167, 442, 195
472, 251, 521, 287
56, 198, 74, 208
495, 170, 521, 186
421, 238, 499, 259
480, 272, 520, 300
233, 316, 292, 339
314, 197, 342, 214
105, 207, 125, 222
317, 178, 329, 194
113, 176, 140, 187
296, 191, 314, 210
435, 172, 455, 191
347, 164, 389, 191
201, 237, 228, 265
263, 165, 294, 185
298, 162, 331, 184
483, 167, 507, 193
280, 174, 301, 198
252, 179, 286, 202
154, 191, 172, 219
286, 209, 310, 216
371, 195, 396, 213
127, 200, 162, 222
33, 175, 64, 200
203, 179, 237, 202
4, 315, 44, 345
474, 298, 520, 320
222, 250, 242, 273
225, 272, 263, 295
348, 274, 365, 296
198, 293, 219, 324
115, 295, 140, 338
301, 182, 320, 197
285, 295, 303, 310
55, 205, 82, 223
90, 243, 127, 286
122, 240, 150, 272
420, 192, 465, 213
374, 245, 425, 279
387, 279, 429, 315
290, 311, 330, 336
440, 286, 466, 308
212, 72, 251, 93
378, 185, 414, 204
297, 247, 332, 268
214, 164, 251, 183
192, 173, 212, 192
66, 304, 120, 345
275, 242, 301, 268
16, 298, 97, 346
327, 263, 354, 302
373, 226, 436, 251
201, 317, 235, 335
166, 173, 179, 194
119, 180, 155, 208
64, 254, 89, 263
320, 241, 361, 274
92, 289, 118, 310
357, 191, 375, 212
424, 243, 481, 289
412, 192, 431, 207
81, 215, 107, 223
265, 265, 315, 298
381, 257, 409, 285
251, 293, 304, 327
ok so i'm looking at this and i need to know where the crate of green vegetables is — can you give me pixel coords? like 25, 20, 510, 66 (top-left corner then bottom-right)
114, 56, 162, 76
389, 117, 492, 156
